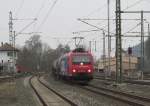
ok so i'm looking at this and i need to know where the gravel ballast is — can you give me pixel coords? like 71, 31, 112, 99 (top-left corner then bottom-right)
0, 77, 37, 106
44, 74, 131, 106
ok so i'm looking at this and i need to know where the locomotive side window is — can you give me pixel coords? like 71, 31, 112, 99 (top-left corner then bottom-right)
72, 55, 91, 64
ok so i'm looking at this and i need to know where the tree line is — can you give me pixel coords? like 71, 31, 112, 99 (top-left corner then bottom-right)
17, 35, 70, 73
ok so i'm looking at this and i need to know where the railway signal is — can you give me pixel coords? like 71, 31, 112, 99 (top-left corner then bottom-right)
128, 47, 132, 55
128, 47, 132, 73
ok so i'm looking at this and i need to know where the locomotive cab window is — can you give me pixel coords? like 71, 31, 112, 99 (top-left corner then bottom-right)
72, 55, 91, 64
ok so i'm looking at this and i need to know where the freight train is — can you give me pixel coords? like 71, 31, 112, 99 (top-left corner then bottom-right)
52, 48, 94, 83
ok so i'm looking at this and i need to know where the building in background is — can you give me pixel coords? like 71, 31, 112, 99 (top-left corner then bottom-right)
97, 51, 139, 75
0, 42, 19, 74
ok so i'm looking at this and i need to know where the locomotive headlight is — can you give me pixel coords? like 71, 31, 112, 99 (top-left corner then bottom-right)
88, 69, 91, 73
72, 69, 76, 73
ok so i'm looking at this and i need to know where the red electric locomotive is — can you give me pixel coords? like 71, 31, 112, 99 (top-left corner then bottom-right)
52, 48, 94, 83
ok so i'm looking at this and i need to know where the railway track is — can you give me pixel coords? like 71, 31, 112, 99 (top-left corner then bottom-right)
78, 84, 150, 106
29, 76, 47, 106
0, 75, 15, 82
94, 76, 150, 85
34, 75, 150, 106
0, 74, 28, 82
58, 77, 150, 106
38, 77, 78, 106
125, 80, 150, 85
29, 76, 78, 106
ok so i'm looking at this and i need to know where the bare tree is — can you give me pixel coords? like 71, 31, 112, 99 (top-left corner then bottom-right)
18, 35, 43, 72
17, 36, 71, 73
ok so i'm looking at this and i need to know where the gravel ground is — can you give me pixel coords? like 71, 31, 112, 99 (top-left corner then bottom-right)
44, 74, 131, 106
92, 79, 150, 98
0, 77, 37, 106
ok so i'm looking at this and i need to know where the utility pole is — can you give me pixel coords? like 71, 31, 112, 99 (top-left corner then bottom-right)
95, 40, 96, 52
141, 11, 144, 74
88, 40, 97, 52
89, 41, 92, 52
128, 46, 132, 73
120, 11, 150, 75
9, 11, 13, 46
108, 0, 111, 77
103, 31, 106, 74
13, 31, 16, 72
116, 0, 122, 83
148, 24, 150, 36
9, 11, 15, 73
8, 11, 37, 73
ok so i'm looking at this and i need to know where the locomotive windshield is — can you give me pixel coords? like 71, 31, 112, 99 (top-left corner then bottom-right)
72, 55, 91, 64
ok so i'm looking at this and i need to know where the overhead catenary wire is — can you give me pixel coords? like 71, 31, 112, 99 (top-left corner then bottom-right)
97, 0, 145, 30
13, 0, 43, 36
72, 26, 106, 49
51, 36, 74, 48
72, 0, 147, 59
78, 18, 115, 35
123, 22, 141, 35
66, 39, 73, 45
102, 0, 145, 34
122, 0, 144, 11
35, 0, 47, 18
83, 3, 107, 18
74, 0, 145, 47
107, 0, 144, 24
73, 29, 100, 34
17, 19, 37, 36
79, 18, 145, 21
77, 0, 145, 43
30, 0, 48, 32
71, 1, 108, 42
37, 0, 58, 31
76, 0, 147, 59
83, 0, 145, 34
15, 0, 25, 18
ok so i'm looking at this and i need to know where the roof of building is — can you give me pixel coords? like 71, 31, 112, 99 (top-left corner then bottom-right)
0, 43, 19, 51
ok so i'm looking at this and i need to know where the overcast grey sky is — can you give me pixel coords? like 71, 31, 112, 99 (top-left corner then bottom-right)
0, 0, 150, 58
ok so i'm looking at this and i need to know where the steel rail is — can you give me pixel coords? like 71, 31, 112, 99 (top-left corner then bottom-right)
0, 76, 15, 82
29, 76, 47, 106
79, 85, 146, 106
89, 84, 150, 102
94, 76, 150, 85
38, 77, 78, 106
